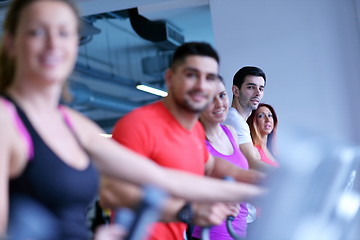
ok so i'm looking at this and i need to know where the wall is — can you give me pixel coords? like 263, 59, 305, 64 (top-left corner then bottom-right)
210, 0, 360, 145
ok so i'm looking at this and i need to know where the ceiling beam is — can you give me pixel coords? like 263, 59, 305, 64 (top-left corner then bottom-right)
76, 0, 179, 16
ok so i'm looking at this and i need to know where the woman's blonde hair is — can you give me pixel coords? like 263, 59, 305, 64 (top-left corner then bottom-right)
0, 0, 80, 94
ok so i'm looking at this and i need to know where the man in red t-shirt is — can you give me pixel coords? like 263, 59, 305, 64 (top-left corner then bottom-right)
101, 42, 263, 240
111, 100, 212, 239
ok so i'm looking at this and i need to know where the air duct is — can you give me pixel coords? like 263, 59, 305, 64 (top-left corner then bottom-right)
141, 53, 172, 78
79, 18, 101, 45
75, 62, 135, 87
127, 8, 184, 50
68, 82, 146, 113
74, 62, 164, 100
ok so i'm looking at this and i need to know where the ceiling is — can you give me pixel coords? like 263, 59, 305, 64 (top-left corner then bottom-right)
0, 0, 214, 132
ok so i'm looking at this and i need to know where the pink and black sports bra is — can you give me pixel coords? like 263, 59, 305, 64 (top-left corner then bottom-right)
3, 96, 99, 240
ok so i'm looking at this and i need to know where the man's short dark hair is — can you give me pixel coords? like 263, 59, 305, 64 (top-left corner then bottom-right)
233, 66, 266, 88
170, 42, 220, 70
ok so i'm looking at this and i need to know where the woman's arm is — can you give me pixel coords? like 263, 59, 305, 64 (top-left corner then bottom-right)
0, 105, 12, 235
0, 139, 9, 236
0, 99, 33, 236
67, 108, 264, 203
226, 124, 272, 172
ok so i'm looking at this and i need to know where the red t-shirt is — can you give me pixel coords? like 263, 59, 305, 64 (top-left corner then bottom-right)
112, 101, 209, 240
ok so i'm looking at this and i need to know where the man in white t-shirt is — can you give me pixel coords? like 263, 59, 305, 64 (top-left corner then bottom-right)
224, 66, 270, 171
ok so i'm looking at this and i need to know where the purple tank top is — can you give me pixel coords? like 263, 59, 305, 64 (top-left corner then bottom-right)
192, 124, 249, 239
206, 125, 249, 170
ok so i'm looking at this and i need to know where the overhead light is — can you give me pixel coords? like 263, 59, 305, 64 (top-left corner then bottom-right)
136, 84, 168, 97
99, 133, 112, 138
336, 191, 360, 221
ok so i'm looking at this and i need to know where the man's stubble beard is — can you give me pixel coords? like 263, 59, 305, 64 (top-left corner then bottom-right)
175, 96, 210, 114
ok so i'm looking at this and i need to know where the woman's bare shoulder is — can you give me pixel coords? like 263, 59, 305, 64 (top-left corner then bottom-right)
223, 124, 238, 143
59, 106, 105, 147
0, 98, 16, 132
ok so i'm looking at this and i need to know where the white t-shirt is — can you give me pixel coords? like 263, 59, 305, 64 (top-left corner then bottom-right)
223, 107, 252, 144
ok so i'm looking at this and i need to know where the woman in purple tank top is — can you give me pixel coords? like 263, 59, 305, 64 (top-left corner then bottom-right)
192, 80, 249, 239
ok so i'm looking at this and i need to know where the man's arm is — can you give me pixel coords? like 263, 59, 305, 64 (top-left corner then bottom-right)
99, 176, 233, 226
99, 177, 142, 210
99, 176, 183, 222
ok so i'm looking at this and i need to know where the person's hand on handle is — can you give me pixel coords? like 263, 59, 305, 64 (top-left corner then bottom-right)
226, 202, 240, 218
192, 202, 233, 227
